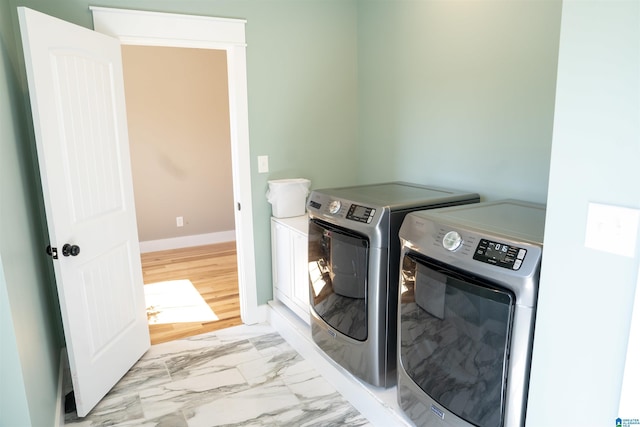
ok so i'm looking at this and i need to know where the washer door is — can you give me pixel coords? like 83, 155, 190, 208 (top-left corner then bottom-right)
308, 219, 369, 341
399, 251, 515, 427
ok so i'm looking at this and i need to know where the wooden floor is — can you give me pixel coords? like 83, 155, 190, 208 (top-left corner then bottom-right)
140, 242, 243, 345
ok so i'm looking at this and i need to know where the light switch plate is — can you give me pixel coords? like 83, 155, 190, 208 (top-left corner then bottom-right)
258, 155, 269, 173
584, 202, 640, 258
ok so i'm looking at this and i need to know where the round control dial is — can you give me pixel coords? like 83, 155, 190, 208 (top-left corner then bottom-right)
328, 200, 342, 214
443, 231, 463, 251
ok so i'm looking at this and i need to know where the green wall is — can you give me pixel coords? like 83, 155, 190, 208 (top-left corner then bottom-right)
10, 0, 360, 305
357, 0, 561, 203
528, 1, 640, 423
0, 259, 31, 427
1, 0, 63, 425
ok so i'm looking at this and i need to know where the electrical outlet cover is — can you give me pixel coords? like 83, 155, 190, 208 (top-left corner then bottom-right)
258, 155, 269, 173
584, 202, 639, 258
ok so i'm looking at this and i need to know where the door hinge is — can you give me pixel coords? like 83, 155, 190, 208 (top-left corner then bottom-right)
46, 245, 58, 260
237, 202, 241, 211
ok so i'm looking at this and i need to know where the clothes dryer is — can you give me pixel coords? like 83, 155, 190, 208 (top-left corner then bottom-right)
306, 182, 479, 387
397, 200, 545, 427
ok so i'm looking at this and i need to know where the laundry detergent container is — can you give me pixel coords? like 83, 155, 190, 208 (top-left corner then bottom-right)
266, 178, 311, 218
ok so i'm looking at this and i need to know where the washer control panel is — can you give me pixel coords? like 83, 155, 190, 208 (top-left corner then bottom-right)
346, 204, 376, 223
328, 200, 342, 214
473, 238, 527, 270
308, 198, 376, 223
436, 227, 527, 271
442, 230, 463, 251
435, 228, 476, 256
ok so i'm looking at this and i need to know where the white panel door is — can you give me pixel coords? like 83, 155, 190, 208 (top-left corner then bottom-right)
18, 7, 150, 417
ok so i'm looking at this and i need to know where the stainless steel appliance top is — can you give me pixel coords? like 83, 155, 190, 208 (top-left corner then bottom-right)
313, 181, 479, 211
408, 199, 545, 244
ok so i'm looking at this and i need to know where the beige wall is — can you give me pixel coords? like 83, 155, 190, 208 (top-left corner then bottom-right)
121, 46, 234, 242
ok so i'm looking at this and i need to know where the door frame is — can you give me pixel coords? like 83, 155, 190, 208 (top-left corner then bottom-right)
91, 7, 260, 325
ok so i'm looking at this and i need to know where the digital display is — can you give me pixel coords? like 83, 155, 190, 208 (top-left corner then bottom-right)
473, 239, 526, 270
352, 205, 368, 218
484, 242, 510, 262
346, 204, 375, 223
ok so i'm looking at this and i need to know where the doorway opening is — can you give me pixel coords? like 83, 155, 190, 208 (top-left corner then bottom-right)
120, 44, 242, 344
91, 6, 260, 329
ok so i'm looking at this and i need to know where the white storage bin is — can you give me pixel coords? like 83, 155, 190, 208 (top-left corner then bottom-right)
266, 178, 311, 218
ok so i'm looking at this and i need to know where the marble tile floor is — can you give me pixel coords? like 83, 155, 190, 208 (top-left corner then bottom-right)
64, 324, 374, 427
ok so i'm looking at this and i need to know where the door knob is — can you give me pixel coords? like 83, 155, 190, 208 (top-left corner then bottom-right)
62, 244, 80, 257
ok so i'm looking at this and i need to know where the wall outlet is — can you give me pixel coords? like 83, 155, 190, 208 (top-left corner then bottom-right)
176, 216, 184, 227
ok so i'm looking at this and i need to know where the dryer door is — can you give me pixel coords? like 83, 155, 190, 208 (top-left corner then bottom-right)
398, 251, 515, 427
308, 219, 369, 341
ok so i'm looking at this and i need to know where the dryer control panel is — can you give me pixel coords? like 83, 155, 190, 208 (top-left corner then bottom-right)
434, 228, 528, 271
346, 204, 376, 223
473, 239, 527, 270
308, 198, 376, 224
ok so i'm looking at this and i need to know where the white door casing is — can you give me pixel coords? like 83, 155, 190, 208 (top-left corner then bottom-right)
18, 7, 150, 417
90, 7, 260, 325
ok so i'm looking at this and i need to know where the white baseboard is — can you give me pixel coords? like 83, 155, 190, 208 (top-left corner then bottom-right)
139, 231, 235, 253
242, 303, 270, 326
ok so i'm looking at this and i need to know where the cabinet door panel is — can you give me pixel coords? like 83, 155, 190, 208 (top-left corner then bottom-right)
271, 217, 310, 325
292, 230, 310, 317
272, 221, 293, 296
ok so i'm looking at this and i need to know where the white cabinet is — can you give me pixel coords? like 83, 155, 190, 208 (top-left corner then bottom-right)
271, 215, 310, 324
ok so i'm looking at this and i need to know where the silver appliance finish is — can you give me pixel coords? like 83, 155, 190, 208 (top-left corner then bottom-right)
306, 182, 479, 387
397, 199, 545, 427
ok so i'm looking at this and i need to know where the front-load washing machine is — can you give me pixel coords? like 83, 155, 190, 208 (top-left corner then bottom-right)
397, 199, 545, 427
306, 182, 479, 387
